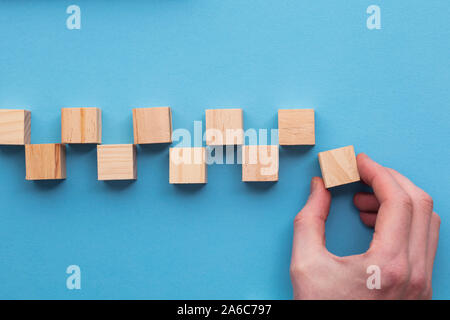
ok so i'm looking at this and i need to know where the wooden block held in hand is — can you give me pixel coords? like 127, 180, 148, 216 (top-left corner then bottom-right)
0, 109, 31, 145
25, 144, 66, 180
97, 144, 137, 180
205, 108, 243, 146
278, 109, 315, 145
318, 145, 360, 188
242, 145, 279, 182
61, 108, 102, 144
169, 147, 207, 184
132, 107, 172, 144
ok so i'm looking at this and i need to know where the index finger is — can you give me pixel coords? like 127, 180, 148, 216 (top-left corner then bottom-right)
357, 153, 406, 203
357, 153, 412, 253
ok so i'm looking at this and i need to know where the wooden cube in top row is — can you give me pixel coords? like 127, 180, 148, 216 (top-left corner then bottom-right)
97, 144, 137, 181
318, 145, 360, 188
278, 109, 315, 145
169, 147, 207, 184
242, 145, 279, 182
61, 107, 102, 144
205, 108, 243, 146
133, 107, 172, 144
0, 109, 31, 145
25, 144, 66, 180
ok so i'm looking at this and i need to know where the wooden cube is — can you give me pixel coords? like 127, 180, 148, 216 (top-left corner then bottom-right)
318, 145, 360, 188
61, 108, 102, 144
169, 147, 207, 184
132, 107, 172, 144
278, 109, 315, 145
97, 144, 137, 180
25, 144, 66, 180
205, 108, 243, 146
0, 109, 31, 145
242, 145, 278, 182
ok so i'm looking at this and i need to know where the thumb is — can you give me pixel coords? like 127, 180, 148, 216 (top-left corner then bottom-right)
292, 177, 331, 259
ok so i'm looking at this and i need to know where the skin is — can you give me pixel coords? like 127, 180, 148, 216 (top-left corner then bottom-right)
290, 153, 441, 299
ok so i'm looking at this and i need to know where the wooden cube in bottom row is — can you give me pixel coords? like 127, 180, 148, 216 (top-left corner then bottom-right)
97, 144, 137, 180
318, 145, 360, 188
23, 143, 359, 185
25, 144, 66, 180
242, 145, 279, 182
169, 147, 207, 184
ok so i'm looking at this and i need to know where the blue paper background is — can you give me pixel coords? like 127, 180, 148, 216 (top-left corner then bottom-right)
0, 0, 449, 299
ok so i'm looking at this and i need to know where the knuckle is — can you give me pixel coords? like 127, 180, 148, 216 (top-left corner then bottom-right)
382, 260, 410, 289
397, 193, 413, 211
290, 262, 309, 279
293, 214, 307, 229
409, 272, 427, 293
417, 192, 434, 212
290, 254, 325, 279
293, 213, 321, 230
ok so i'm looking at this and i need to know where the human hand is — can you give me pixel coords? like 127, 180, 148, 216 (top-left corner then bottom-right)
290, 153, 440, 299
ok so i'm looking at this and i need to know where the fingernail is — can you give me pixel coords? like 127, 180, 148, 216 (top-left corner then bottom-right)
359, 153, 369, 161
